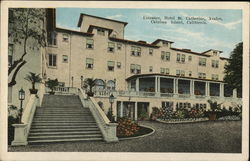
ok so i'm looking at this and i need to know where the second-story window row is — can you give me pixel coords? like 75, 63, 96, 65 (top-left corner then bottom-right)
131, 46, 141, 56
212, 74, 219, 80
48, 31, 57, 46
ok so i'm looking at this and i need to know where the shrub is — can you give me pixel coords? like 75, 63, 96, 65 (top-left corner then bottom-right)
188, 108, 204, 118
159, 106, 174, 120
8, 105, 19, 145
138, 111, 149, 120
150, 107, 161, 120
173, 110, 186, 119
117, 118, 140, 137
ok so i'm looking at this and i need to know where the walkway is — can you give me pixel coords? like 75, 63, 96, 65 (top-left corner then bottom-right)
8, 121, 241, 153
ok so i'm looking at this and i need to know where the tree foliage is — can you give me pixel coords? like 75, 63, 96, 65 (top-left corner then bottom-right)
8, 8, 46, 87
224, 42, 243, 92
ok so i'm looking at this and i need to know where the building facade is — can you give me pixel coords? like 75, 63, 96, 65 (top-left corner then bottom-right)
44, 13, 241, 121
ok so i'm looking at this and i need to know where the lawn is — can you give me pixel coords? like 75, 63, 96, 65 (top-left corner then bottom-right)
8, 120, 241, 153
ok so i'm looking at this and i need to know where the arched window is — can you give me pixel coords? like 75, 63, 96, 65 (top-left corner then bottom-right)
107, 80, 115, 90
95, 79, 105, 90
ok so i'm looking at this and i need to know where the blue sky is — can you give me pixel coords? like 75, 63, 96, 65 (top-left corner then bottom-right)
56, 8, 242, 58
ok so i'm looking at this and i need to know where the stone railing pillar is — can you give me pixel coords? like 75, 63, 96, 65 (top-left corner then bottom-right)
11, 124, 28, 146
104, 123, 119, 142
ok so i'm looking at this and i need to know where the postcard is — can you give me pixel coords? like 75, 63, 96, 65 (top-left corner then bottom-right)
0, 1, 249, 161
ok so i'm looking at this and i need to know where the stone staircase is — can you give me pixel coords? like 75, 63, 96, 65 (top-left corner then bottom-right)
28, 94, 103, 144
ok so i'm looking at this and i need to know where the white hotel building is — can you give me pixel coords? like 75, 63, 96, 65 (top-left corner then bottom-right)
43, 13, 242, 120
9, 11, 242, 121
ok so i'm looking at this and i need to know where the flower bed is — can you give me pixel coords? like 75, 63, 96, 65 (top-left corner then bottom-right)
218, 115, 241, 121
156, 117, 209, 124
118, 125, 154, 139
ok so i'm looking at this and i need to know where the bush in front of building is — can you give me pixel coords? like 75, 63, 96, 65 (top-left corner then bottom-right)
116, 118, 140, 137
8, 105, 19, 145
150, 107, 161, 120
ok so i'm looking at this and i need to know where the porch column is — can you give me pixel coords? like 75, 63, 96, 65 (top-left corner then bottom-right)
205, 82, 210, 96
120, 101, 124, 117
134, 102, 138, 121
158, 77, 161, 93
233, 88, 237, 98
173, 79, 176, 94
175, 79, 178, 94
191, 80, 194, 95
155, 77, 158, 92
136, 78, 139, 91
220, 83, 224, 97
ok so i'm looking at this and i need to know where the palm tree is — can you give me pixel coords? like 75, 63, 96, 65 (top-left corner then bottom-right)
24, 72, 42, 94
83, 78, 96, 96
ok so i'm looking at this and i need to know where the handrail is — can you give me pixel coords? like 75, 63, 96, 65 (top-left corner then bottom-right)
78, 88, 118, 142
22, 95, 39, 139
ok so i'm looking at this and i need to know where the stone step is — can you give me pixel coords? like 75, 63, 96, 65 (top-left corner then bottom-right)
29, 131, 101, 136
35, 114, 91, 117
32, 122, 97, 126
28, 137, 103, 144
31, 125, 98, 129
32, 120, 96, 123
28, 134, 102, 140
30, 127, 100, 132
34, 116, 93, 119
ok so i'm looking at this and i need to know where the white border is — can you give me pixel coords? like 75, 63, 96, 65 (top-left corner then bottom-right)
0, 1, 249, 161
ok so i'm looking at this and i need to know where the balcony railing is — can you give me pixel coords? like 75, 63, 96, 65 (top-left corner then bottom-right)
91, 89, 241, 102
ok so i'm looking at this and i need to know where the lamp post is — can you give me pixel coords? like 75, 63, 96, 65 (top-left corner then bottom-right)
109, 93, 115, 122
18, 88, 25, 124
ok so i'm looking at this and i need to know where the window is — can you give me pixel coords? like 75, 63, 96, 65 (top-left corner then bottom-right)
176, 70, 180, 76
8, 44, 13, 68
86, 58, 94, 69
62, 34, 69, 42
161, 68, 169, 74
48, 54, 57, 67
62, 55, 68, 63
188, 71, 192, 77
177, 53, 181, 62
188, 56, 192, 61
86, 39, 94, 49
131, 46, 141, 56
107, 61, 115, 71
180, 70, 185, 76
48, 31, 57, 46
176, 70, 185, 76
107, 80, 115, 90
149, 66, 153, 72
149, 49, 153, 55
108, 42, 115, 52
212, 60, 219, 68
199, 58, 206, 66
212, 74, 219, 80
117, 62, 121, 68
117, 43, 122, 50
181, 54, 185, 62
161, 51, 170, 61
177, 53, 185, 63
198, 73, 206, 79
130, 64, 141, 74
97, 28, 105, 36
